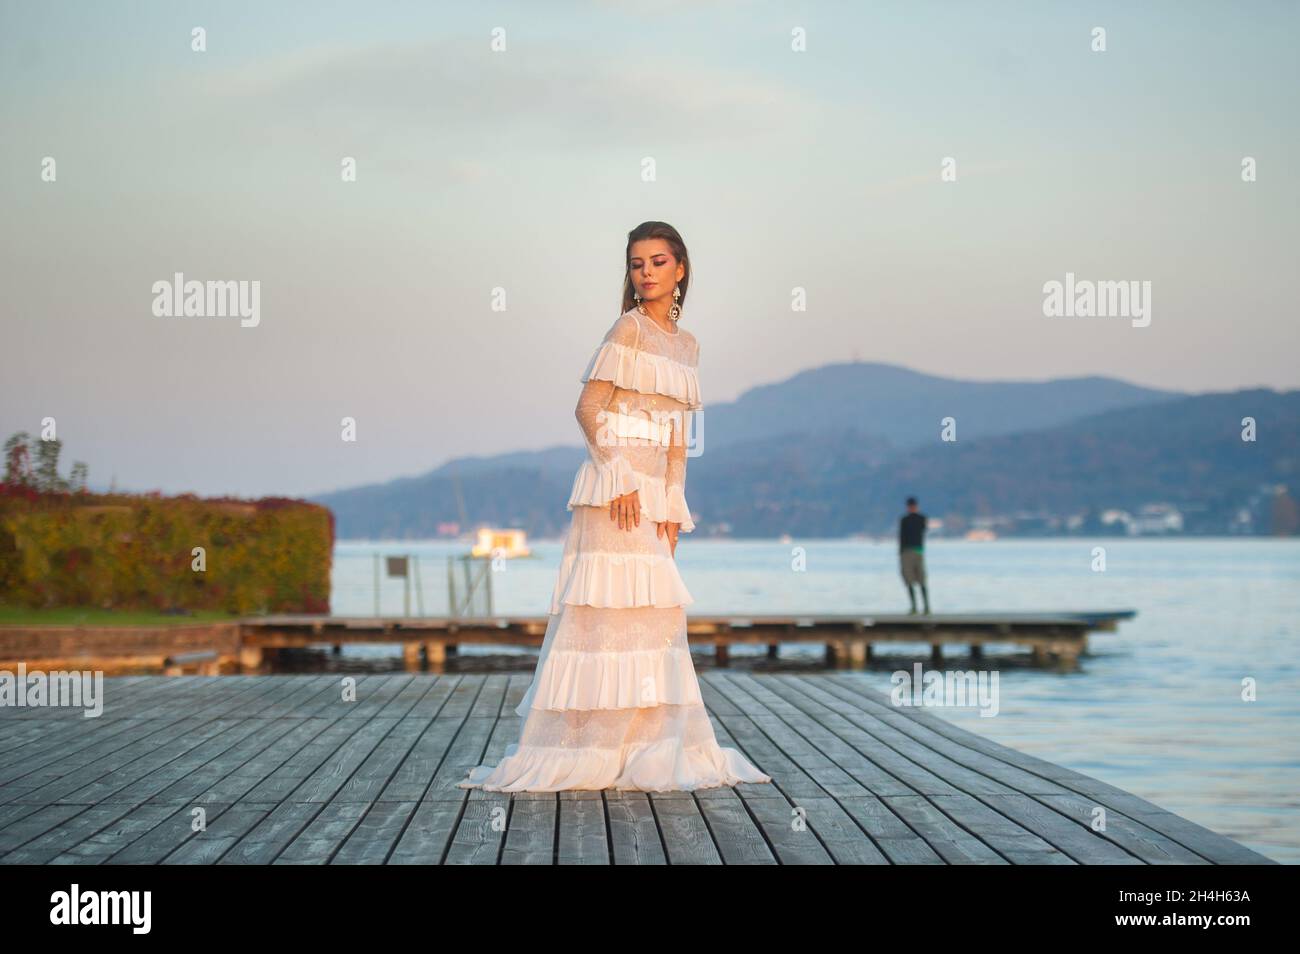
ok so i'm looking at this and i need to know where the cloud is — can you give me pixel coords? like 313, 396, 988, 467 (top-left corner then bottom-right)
172, 37, 823, 152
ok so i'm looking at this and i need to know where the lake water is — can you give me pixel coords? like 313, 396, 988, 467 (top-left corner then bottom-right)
324, 536, 1300, 864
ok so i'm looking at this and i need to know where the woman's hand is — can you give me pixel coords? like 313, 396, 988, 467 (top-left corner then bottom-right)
610, 489, 640, 530
656, 520, 680, 557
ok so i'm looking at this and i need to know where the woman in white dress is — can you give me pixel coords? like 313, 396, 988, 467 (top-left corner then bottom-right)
459, 222, 773, 792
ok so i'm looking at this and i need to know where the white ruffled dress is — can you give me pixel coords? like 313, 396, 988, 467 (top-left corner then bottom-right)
458, 307, 773, 792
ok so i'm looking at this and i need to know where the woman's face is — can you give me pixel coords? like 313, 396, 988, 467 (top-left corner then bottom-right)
628, 239, 684, 303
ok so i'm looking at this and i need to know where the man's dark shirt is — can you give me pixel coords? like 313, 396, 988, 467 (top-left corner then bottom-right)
899, 512, 926, 551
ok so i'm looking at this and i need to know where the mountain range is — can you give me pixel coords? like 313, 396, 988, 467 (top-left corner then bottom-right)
309, 363, 1299, 539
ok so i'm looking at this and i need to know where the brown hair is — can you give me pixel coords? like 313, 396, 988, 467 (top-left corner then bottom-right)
620, 221, 691, 317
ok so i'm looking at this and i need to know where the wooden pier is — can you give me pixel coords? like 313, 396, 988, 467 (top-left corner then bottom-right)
0, 612, 1135, 675
242, 610, 1135, 672
0, 672, 1273, 865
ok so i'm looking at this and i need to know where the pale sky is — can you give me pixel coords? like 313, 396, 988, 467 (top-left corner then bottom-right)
2, 0, 1296, 497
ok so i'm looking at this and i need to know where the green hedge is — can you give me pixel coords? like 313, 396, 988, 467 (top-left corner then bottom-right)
0, 486, 334, 614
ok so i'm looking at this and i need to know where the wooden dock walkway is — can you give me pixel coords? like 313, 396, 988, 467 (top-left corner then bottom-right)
243, 610, 1137, 671
0, 672, 1272, 865
0, 611, 1136, 675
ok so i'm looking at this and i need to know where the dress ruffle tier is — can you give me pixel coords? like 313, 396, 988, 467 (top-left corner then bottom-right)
548, 549, 694, 615
567, 461, 695, 532
458, 735, 773, 793
580, 340, 702, 410
518, 645, 702, 711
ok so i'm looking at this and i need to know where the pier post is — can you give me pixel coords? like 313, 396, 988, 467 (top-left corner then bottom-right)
826, 639, 848, 668
238, 644, 264, 674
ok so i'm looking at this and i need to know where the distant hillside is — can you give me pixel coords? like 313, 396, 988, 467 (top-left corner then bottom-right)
695, 388, 1299, 537
310, 363, 1230, 540
701, 362, 1182, 450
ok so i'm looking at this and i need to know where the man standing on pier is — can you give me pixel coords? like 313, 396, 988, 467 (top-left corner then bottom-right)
899, 496, 930, 615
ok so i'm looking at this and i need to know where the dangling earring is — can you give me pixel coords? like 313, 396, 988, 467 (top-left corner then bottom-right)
668, 285, 681, 321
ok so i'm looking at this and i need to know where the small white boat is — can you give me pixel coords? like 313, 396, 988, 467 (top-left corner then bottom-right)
471, 527, 531, 558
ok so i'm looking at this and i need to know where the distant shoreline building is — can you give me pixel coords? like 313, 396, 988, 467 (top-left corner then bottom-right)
1101, 503, 1185, 535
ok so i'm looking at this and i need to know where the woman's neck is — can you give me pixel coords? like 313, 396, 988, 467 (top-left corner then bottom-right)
636, 301, 677, 335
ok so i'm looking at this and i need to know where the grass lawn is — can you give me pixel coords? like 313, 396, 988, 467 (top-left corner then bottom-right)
0, 607, 244, 626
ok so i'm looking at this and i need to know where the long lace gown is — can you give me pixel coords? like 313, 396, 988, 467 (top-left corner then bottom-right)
458, 306, 773, 792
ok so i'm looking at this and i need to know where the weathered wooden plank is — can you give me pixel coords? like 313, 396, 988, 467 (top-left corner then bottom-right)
443, 796, 509, 866
41, 682, 343, 864
218, 800, 325, 864
819, 673, 1276, 864
161, 803, 275, 864
606, 792, 667, 865
3, 717, 233, 809
922, 794, 1074, 864
706, 674, 1047, 862
499, 795, 556, 865
8, 801, 170, 864
0, 673, 1274, 865
655, 795, 722, 865
0, 676, 249, 780
445, 675, 528, 864
235, 676, 407, 805
84, 686, 351, 868
428, 674, 513, 802
185, 713, 340, 806
38, 677, 300, 806
760, 674, 1115, 860
881, 795, 1008, 864
695, 791, 778, 865
332, 681, 447, 803
375, 676, 473, 802
71, 802, 236, 865
741, 674, 1012, 796
772, 674, 1129, 861
0, 674, 183, 747
220, 675, 444, 863
0, 676, 293, 808
272, 800, 372, 865
0, 681, 282, 805
386, 799, 465, 864
109, 677, 338, 809
557, 791, 608, 865
0, 803, 88, 855
329, 800, 419, 865
696, 676, 893, 863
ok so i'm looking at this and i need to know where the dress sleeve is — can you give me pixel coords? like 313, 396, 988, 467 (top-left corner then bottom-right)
662, 412, 695, 532
574, 377, 637, 498
572, 314, 641, 501
662, 335, 698, 532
